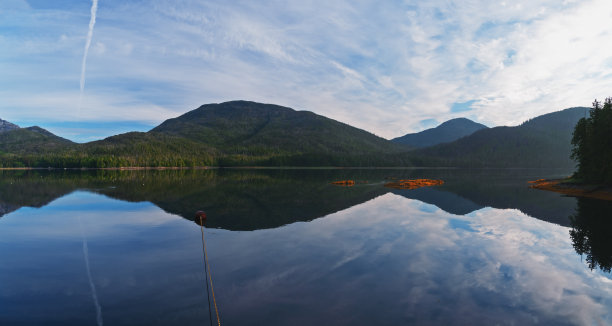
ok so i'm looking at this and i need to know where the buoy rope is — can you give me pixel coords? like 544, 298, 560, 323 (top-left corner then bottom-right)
200, 216, 221, 326
200, 219, 213, 326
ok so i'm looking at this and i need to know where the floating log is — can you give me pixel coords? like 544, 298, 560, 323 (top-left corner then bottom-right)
384, 179, 444, 190
331, 180, 355, 186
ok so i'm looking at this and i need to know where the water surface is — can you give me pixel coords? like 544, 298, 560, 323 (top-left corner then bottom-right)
1, 169, 611, 325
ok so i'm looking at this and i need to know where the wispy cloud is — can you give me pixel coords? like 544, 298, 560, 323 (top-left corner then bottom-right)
1, 0, 612, 141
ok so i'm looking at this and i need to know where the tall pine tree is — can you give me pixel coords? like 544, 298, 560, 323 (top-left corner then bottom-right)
571, 98, 612, 183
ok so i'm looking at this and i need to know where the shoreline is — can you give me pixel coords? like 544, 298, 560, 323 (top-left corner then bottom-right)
0, 167, 211, 171
0, 166, 572, 171
529, 178, 612, 201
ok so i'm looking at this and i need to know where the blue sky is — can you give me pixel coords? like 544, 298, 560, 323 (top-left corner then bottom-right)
2, 0, 612, 142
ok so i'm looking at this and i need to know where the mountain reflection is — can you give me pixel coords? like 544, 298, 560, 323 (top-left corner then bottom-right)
0, 168, 576, 230
570, 197, 612, 273
4, 169, 611, 273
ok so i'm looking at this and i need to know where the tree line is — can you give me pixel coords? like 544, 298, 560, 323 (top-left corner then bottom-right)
571, 98, 612, 184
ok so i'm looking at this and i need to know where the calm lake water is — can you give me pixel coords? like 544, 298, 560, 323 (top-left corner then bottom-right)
1, 168, 611, 325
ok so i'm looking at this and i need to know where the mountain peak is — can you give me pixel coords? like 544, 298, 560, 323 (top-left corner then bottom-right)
0, 119, 20, 133
151, 100, 403, 156
392, 118, 488, 148
414, 106, 589, 168
439, 117, 477, 126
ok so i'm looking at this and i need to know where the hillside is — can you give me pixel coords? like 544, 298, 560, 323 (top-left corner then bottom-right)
79, 132, 218, 167
0, 103, 591, 168
0, 126, 73, 155
414, 107, 588, 168
392, 118, 488, 148
152, 100, 404, 155
146, 100, 413, 166
0, 119, 20, 133
0, 102, 414, 167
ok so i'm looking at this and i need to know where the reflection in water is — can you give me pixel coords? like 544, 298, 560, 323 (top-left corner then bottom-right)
78, 216, 103, 326
0, 168, 577, 229
0, 174, 611, 325
570, 197, 612, 273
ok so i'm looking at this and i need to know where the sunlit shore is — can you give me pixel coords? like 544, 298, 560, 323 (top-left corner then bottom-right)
529, 178, 612, 201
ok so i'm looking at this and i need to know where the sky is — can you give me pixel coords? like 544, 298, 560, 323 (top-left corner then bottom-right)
2, 0, 612, 142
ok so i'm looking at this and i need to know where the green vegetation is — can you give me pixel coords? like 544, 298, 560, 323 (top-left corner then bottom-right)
570, 197, 612, 272
0, 101, 591, 168
414, 107, 587, 168
571, 98, 612, 184
1, 101, 414, 168
0, 132, 215, 169
152, 101, 406, 161
0, 127, 73, 154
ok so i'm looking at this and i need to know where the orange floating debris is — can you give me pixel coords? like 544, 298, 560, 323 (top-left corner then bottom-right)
527, 179, 547, 184
529, 179, 612, 201
331, 180, 355, 186
384, 179, 444, 190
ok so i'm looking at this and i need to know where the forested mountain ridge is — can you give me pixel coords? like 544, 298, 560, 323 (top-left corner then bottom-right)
0, 101, 410, 167
0, 103, 590, 168
413, 107, 588, 168
0, 123, 74, 155
152, 100, 404, 155
392, 118, 488, 148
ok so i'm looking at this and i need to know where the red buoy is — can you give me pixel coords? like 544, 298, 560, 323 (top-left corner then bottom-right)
196, 211, 206, 224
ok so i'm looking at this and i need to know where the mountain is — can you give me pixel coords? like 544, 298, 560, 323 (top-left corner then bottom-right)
414, 107, 588, 168
391, 118, 488, 148
0, 101, 413, 168
152, 100, 404, 155
0, 119, 20, 133
0, 124, 73, 155
0, 103, 590, 168
79, 131, 218, 167
147, 100, 411, 166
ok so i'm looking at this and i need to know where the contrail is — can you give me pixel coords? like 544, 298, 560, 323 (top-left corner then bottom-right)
79, 0, 99, 112
79, 216, 104, 326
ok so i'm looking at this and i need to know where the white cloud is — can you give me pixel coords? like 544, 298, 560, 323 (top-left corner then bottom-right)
1, 0, 612, 141
0, 90, 178, 124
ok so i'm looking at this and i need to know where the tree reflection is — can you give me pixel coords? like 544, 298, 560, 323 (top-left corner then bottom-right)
569, 197, 612, 273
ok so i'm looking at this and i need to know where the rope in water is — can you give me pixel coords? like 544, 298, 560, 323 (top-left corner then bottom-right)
200, 216, 221, 326
199, 219, 213, 326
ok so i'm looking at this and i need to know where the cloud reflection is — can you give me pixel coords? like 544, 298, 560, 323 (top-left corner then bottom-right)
208, 193, 612, 325
1, 190, 611, 325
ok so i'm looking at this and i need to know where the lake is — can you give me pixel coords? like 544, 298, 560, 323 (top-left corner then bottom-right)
1, 168, 611, 325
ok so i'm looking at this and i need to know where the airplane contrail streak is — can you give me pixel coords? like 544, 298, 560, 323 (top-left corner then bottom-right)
79, 0, 99, 112
79, 216, 104, 326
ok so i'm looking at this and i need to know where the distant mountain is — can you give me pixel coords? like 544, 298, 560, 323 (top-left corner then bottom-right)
414, 107, 589, 168
152, 100, 404, 155
0, 119, 20, 133
0, 103, 591, 168
392, 118, 488, 148
0, 123, 73, 155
